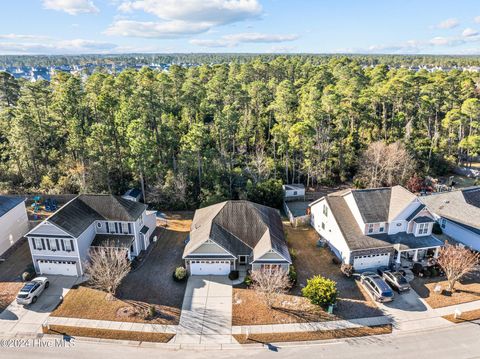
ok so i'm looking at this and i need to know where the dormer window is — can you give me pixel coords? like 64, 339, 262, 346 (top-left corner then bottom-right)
368, 224, 374, 234
417, 223, 429, 235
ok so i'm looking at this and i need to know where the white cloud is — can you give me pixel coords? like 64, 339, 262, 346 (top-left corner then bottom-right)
108, 0, 262, 38
105, 20, 211, 38
435, 18, 460, 29
462, 28, 479, 37
42, 0, 99, 15
475, 16, 480, 24
0, 34, 50, 40
0, 39, 117, 54
190, 32, 298, 48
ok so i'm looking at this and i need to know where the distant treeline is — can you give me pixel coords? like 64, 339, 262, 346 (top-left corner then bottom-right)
3, 53, 480, 68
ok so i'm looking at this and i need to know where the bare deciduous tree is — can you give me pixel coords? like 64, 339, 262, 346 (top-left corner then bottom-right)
85, 242, 131, 297
357, 141, 416, 188
251, 268, 291, 308
437, 243, 480, 292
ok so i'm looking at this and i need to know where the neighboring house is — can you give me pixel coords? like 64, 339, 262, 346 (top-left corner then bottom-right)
122, 188, 142, 202
0, 196, 29, 256
421, 187, 480, 251
310, 186, 443, 271
26, 194, 156, 276
183, 200, 291, 275
283, 184, 305, 200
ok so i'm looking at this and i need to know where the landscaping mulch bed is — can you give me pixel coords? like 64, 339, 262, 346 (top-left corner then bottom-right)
411, 271, 480, 309
233, 324, 392, 344
443, 309, 480, 323
43, 325, 174, 343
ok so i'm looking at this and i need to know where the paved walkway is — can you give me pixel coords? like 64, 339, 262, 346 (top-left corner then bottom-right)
174, 275, 234, 345
0, 275, 78, 335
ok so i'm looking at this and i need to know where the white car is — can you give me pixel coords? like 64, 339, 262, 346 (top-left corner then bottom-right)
16, 277, 49, 305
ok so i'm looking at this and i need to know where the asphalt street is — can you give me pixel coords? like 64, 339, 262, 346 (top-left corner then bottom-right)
1, 320, 480, 359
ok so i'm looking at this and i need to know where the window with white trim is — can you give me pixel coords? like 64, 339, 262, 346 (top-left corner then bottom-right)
323, 204, 328, 217
64, 240, 72, 251
368, 224, 374, 234
417, 223, 429, 235
441, 218, 446, 229
49, 238, 57, 251
34, 238, 43, 249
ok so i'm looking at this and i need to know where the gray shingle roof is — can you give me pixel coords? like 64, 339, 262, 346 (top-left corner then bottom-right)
184, 200, 291, 262
413, 216, 435, 223
48, 194, 146, 237
405, 204, 426, 221
91, 234, 135, 249
351, 188, 391, 223
0, 196, 24, 218
420, 187, 480, 230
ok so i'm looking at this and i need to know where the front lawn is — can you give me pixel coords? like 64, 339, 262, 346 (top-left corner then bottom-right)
411, 270, 480, 309
51, 213, 192, 324
232, 225, 382, 325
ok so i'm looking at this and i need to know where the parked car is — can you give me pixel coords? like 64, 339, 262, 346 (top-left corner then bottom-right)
16, 277, 49, 305
377, 269, 410, 292
360, 272, 394, 303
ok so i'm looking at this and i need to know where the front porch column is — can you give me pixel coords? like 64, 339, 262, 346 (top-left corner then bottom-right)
396, 251, 402, 264
413, 249, 419, 262
434, 247, 440, 259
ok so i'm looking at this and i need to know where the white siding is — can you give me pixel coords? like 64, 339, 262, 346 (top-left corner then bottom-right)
0, 201, 29, 256
190, 242, 230, 255
310, 198, 352, 263
28, 220, 69, 237
440, 218, 480, 251
343, 193, 366, 233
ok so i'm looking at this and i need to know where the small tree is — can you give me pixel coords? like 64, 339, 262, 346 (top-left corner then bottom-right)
251, 268, 291, 308
302, 275, 338, 307
85, 242, 131, 296
437, 243, 480, 292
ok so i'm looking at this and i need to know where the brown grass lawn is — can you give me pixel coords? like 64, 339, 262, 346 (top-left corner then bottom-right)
411, 271, 480, 309
232, 225, 382, 325
52, 212, 193, 324
163, 211, 194, 232
443, 309, 480, 323
0, 282, 23, 312
43, 325, 174, 343
233, 325, 392, 344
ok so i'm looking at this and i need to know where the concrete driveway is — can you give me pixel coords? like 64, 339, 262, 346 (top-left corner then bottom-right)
0, 275, 79, 335
175, 276, 233, 345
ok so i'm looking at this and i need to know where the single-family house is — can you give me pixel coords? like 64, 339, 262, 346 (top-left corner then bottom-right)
26, 194, 156, 276
310, 186, 443, 271
122, 188, 142, 202
421, 187, 480, 251
183, 200, 291, 275
0, 196, 29, 256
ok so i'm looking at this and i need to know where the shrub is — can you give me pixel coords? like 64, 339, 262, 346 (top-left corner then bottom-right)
340, 263, 354, 278
288, 265, 297, 285
148, 305, 156, 319
302, 275, 338, 308
22, 271, 33, 282
430, 267, 438, 277
173, 266, 187, 282
228, 270, 239, 280
289, 248, 297, 260
432, 222, 443, 235
331, 257, 341, 265
244, 275, 252, 286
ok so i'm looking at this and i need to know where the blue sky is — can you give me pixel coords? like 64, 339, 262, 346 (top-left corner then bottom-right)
1, 0, 480, 54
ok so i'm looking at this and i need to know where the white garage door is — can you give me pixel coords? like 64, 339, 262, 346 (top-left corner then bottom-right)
353, 253, 390, 271
38, 260, 78, 276
190, 260, 231, 275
